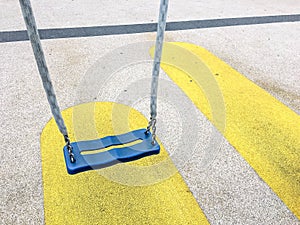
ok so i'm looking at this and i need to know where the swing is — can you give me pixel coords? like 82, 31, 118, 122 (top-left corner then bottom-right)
20, 0, 169, 174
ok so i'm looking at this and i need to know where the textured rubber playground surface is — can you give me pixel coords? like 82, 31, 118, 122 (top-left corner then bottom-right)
1, 0, 300, 224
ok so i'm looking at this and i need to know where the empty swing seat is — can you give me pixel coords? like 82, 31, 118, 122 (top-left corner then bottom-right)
63, 129, 160, 174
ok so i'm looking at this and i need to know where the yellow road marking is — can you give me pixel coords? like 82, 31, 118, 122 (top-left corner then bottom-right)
41, 102, 209, 225
150, 42, 300, 219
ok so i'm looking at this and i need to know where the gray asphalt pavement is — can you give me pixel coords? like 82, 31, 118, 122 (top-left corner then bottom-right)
1, 0, 299, 224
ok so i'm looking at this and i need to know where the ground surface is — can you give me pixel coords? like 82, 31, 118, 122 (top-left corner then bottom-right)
0, 0, 299, 224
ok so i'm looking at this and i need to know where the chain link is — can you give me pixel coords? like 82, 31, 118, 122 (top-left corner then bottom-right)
64, 135, 76, 163
146, 117, 157, 144
151, 119, 157, 145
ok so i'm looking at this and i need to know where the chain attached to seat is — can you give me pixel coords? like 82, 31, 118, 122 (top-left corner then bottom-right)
19, 0, 76, 161
147, 0, 169, 144
146, 117, 157, 145
64, 135, 76, 163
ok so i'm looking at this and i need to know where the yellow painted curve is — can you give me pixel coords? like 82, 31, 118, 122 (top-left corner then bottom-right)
41, 102, 209, 225
150, 42, 300, 219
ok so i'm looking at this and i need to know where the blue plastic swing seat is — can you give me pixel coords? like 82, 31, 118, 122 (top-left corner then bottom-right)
63, 129, 160, 174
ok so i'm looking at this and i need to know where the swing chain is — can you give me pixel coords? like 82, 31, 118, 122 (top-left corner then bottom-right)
64, 135, 76, 163
146, 0, 169, 145
146, 117, 157, 145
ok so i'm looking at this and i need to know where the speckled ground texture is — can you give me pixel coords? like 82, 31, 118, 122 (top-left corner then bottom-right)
1, 0, 299, 224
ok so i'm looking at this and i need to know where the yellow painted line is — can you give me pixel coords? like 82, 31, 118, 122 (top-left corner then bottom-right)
150, 42, 300, 219
41, 102, 209, 225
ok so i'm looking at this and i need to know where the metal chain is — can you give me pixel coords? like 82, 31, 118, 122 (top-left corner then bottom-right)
64, 135, 76, 163
19, 0, 75, 162
147, 0, 169, 144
